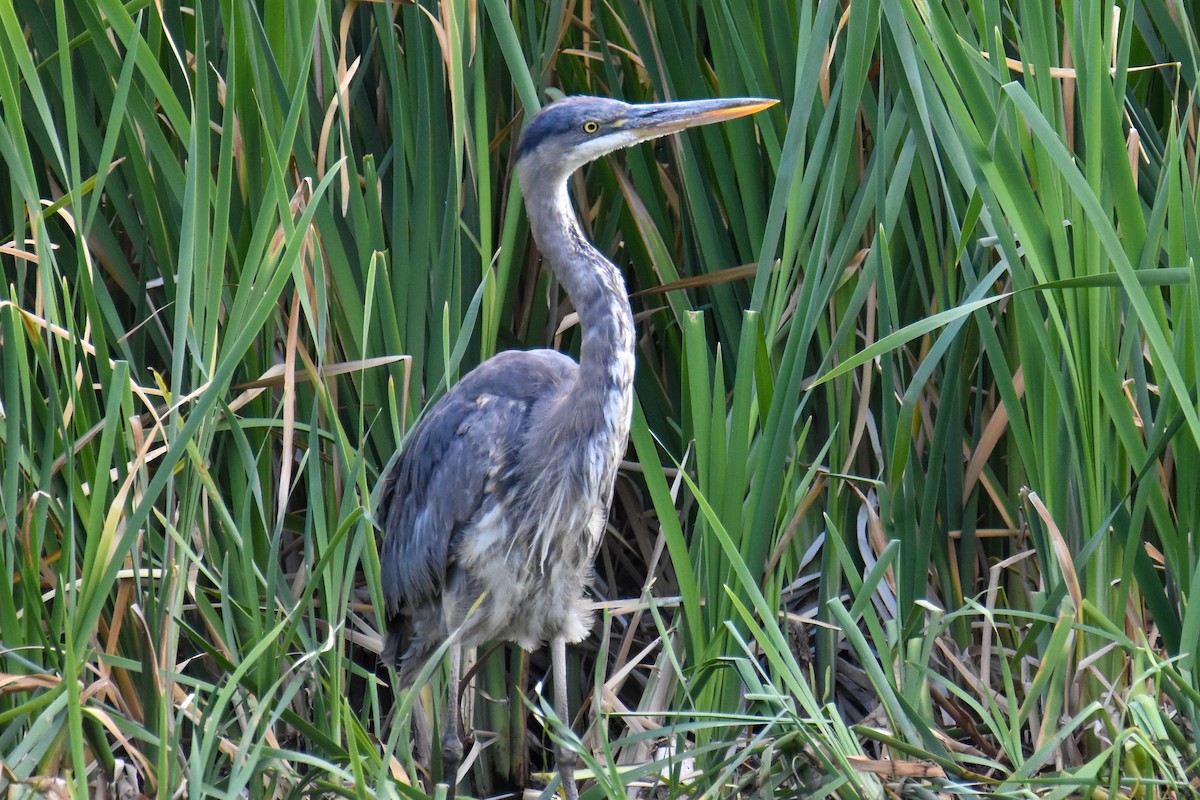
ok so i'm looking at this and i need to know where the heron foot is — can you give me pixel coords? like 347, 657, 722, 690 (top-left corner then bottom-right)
440, 726, 464, 800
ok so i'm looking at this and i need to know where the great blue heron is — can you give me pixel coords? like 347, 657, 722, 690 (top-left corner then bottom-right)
378, 94, 775, 799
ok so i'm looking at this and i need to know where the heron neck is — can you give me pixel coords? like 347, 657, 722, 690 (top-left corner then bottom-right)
527, 182, 636, 403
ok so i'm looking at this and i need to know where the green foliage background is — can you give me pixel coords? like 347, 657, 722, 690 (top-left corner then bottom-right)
1, 0, 1199, 797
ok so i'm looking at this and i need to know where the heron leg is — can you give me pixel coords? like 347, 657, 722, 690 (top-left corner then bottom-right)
551, 636, 579, 800
441, 642, 464, 800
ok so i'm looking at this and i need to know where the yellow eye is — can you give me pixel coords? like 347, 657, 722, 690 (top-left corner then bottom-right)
582, 120, 599, 133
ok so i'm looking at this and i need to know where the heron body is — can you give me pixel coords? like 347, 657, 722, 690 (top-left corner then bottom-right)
378, 94, 775, 800
379, 345, 630, 675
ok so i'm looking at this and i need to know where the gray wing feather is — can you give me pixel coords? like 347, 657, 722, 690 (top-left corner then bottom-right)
378, 350, 576, 614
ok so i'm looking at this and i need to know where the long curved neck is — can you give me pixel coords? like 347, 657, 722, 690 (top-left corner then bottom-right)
526, 181, 635, 408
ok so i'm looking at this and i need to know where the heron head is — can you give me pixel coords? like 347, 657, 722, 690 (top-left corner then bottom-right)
516, 95, 776, 185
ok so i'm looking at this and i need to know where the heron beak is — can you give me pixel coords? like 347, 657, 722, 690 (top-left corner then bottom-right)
625, 97, 778, 140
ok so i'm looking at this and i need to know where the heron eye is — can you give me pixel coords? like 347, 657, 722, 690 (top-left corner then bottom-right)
582, 120, 599, 134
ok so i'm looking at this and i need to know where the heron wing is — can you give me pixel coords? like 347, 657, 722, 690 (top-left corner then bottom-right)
378, 349, 576, 614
